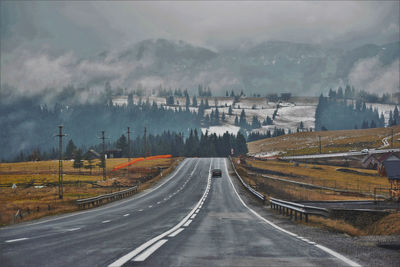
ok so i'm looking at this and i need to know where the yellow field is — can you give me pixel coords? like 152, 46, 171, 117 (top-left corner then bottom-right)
0, 157, 179, 226
0, 158, 173, 185
248, 125, 400, 156
246, 159, 390, 193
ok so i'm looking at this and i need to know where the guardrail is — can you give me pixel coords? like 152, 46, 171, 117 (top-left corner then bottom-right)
76, 185, 138, 209
229, 156, 266, 203
269, 197, 329, 222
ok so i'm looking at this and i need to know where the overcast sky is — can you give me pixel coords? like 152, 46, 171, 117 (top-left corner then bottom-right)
2, 1, 399, 56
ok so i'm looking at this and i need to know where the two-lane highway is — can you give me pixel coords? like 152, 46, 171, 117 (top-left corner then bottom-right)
0, 158, 360, 266
0, 158, 210, 267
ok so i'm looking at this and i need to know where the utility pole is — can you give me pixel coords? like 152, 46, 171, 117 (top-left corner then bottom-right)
127, 126, 131, 178
318, 135, 322, 154
99, 131, 107, 181
56, 126, 66, 199
144, 127, 148, 157
392, 128, 394, 148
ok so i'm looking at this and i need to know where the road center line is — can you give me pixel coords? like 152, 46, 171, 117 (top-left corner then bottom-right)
224, 159, 361, 267
168, 228, 184, 237
5, 238, 29, 243
133, 239, 168, 262
183, 220, 192, 227
66, 228, 80, 232
108, 159, 213, 267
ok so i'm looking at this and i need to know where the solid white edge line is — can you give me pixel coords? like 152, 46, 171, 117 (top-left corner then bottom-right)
224, 159, 361, 267
183, 219, 192, 227
5, 238, 29, 243
168, 228, 184, 237
133, 239, 168, 262
11, 158, 193, 228
108, 159, 213, 267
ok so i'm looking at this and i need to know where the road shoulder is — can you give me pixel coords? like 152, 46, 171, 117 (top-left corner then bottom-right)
226, 159, 400, 267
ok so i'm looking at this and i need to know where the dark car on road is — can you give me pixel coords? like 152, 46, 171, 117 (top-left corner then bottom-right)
212, 168, 222, 177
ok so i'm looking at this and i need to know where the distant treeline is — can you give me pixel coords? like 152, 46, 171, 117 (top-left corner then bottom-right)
0, 95, 202, 161
315, 88, 399, 131
11, 129, 248, 163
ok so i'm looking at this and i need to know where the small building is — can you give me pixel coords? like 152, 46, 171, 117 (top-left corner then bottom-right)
105, 149, 122, 159
383, 159, 400, 199
377, 153, 399, 176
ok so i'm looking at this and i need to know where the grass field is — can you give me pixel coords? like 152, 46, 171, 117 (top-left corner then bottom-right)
232, 157, 399, 235
248, 125, 400, 157
0, 157, 179, 226
245, 159, 390, 195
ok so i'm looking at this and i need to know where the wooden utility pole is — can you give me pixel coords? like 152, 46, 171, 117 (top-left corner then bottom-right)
127, 126, 131, 177
56, 126, 66, 199
99, 131, 107, 181
392, 128, 394, 148
318, 135, 322, 154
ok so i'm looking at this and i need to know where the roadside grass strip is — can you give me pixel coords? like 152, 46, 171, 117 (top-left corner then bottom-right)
108, 160, 213, 267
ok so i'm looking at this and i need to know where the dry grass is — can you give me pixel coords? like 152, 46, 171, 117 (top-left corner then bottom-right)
236, 164, 367, 201
364, 212, 400, 235
248, 125, 400, 156
0, 157, 180, 226
305, 216, 363, 236
245, 158, 390, 195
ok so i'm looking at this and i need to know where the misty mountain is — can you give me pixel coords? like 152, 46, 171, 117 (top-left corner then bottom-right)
94, 38, 399, 96
1, 39, 399, 105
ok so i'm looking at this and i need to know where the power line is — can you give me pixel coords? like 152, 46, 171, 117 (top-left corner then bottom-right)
56, 125, 66, 199
127, 126, 132, 178
98, 131, 109, 181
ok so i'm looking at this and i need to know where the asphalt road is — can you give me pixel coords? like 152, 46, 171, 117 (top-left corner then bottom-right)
0, 158, 360, 266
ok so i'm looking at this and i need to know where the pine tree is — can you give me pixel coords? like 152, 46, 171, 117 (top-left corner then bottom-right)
228, 105, 233, 115
192, 96, 197, 107
394, 106, 399, 125
221, 112, 226, 121
73, 149, 83, 174
185, 94, 190, 110
116, 134, 128, 157
234, 115, 239, 126
239, 109, 247, 128
65, 139, 77, 160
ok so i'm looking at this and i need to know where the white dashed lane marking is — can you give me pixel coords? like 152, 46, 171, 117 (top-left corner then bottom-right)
102, 220, 111, 224
183, 220, 192, 227
168, 228, 184, 237
5, 238, 29, 243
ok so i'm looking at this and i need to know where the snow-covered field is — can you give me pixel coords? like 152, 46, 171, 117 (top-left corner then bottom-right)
112, 95, 396, 136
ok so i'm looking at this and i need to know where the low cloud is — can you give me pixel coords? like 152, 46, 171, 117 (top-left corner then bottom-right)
348, 56, 399, 94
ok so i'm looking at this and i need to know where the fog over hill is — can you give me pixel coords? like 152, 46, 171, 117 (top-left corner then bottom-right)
2, 39, 399, 104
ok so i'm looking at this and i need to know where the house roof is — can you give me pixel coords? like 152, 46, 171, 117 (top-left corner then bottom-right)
378, 152, 399, 163
383, 160, 400, 180
362, 154, 378, 164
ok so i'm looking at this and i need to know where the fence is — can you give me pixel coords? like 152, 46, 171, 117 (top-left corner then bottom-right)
76, 185, 138, 209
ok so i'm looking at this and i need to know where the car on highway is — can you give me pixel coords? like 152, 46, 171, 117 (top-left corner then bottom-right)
212, 168, 222, 177
361, 149, 369, 154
